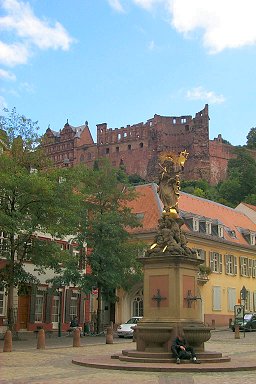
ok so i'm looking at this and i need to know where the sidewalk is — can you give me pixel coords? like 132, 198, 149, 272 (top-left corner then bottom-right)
1, 329, 256, 384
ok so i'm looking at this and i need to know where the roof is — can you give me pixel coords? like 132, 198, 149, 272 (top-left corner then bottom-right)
127, 183, 256, 247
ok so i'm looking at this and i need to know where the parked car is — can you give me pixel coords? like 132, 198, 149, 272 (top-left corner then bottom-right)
117, 316, 143, 338
231, 313, 256, 332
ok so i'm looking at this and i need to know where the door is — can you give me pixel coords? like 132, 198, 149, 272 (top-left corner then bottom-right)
51, 296, 60, 330
18, 295, 29, 330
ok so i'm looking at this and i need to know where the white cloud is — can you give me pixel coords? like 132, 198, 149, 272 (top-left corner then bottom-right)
129, 0, 256, 53
186, 86, 225, 104
108, 0, 125, 12
0, 41, 29, 66
0, 68, 16, 81
0, 0, 74, 67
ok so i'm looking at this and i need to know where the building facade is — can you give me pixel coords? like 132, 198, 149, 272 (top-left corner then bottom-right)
42, 105, 245, 185
115, 184, 256, 327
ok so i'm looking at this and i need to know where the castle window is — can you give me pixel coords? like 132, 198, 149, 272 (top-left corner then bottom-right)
173, 118, 176, 124
181, 118, 187, 124
80, 154, 85, 163
210, 252, 222, 273
116, 147, 119, 152
106, 148, 109, 154
124, 132, 127, 138
128, 144, 131, 150
139, 142, 143, 148
118, 133, 121, 141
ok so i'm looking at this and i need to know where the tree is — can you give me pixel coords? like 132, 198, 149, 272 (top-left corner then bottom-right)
246, 127, 256, 149
68, 160, 143, 333
0, 108, 83, 331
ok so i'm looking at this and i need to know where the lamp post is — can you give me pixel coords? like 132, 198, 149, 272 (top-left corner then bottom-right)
240, 285, 247, 338
58, 288, 63, 337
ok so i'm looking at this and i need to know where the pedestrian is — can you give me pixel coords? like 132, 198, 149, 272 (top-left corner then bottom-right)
171, 332, 200, 364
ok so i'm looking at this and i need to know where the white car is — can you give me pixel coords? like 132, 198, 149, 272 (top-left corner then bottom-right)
117, 316, 143, 338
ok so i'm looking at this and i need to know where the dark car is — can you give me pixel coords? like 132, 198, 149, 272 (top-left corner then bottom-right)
231, 313, 256, 332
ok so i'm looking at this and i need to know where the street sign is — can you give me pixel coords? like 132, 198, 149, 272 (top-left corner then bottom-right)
234, 305, 244, 318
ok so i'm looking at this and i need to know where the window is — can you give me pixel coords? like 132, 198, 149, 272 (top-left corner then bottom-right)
250, 233, 255, 245
252, 260, 256, 278
132, 289, 143, 317
106, 148, 109, 154
218, 225, 224, 238
52, 296, 60, 323
139, 142, 143, 148
225, 254, 237, 275
206, 221, 212, 235
35, 295, 44, 322
70, 292, 79, 318
181, 118, 187, 124
193, 218, 199, 232
240, 257, 250, 277
212, 286, 221, 310
210, 252, 222, 273
116, 147, 119, 152
0, 284, 5, 316
128, 144, 131, 150
173, 118, 176, 124
0, 232, 8, 255
227, 288, 236, 311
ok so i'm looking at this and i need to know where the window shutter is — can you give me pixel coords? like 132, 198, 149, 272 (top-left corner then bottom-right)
210, 252, 214, 271
225, 254, 228, 274
234, 256, 237, 275
227, 288, 236, 312
29, 285, 37, 323
65, 289, 72, 323
45, 290, 53, 323
239, 257, 243, 276
248, 259, 253, 277
253, 291, 256, 312
212, 286, 221, 310
219, 254, 222, 273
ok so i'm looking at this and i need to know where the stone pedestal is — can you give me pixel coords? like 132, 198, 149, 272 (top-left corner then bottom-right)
136, 252, 211, 352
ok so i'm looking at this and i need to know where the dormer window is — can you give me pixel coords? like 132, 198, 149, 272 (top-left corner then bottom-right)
193, 218, 199, 232
206, 221, 212, 235
250, 233, 255, 246
218, 225, 224, 238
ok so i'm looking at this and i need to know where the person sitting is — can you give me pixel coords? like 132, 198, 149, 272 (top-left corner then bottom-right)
171, 332, 200, 364
69, 316, 83, 335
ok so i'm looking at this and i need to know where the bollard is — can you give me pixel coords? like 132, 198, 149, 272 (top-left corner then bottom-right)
3, 330, 12, 352
235, 324, 240, 339
37, 329, 45, 349
106, 326, 113, 344
73, 328, 81, 347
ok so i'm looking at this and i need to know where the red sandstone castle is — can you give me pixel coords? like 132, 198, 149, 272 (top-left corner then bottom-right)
42, 104, 236, 185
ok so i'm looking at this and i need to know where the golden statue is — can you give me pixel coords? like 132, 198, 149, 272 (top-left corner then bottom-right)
158, 150, 189, 217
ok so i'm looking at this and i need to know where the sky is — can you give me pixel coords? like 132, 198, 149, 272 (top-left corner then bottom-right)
1, 0, 256, 146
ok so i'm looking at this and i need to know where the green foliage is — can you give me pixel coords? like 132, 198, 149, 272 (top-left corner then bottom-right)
128, 173, 146, 185
246, 127, 256, 149
0, 109, 83, 297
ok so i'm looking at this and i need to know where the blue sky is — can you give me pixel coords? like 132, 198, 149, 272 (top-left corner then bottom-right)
1, 0, 256, 145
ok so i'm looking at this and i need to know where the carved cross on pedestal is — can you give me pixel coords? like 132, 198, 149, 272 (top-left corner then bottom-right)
152, 289, 167, 307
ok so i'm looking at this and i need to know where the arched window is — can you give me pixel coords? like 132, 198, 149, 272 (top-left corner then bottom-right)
132, 289, 143, 316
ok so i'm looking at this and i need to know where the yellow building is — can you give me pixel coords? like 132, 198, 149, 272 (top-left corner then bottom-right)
120, 183, 256, 327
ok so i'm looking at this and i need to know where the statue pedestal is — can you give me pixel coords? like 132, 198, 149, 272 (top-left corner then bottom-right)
135, 252, 211, 352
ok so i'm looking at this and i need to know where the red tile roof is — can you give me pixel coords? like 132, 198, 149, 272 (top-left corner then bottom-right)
127, 183, 256, 247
